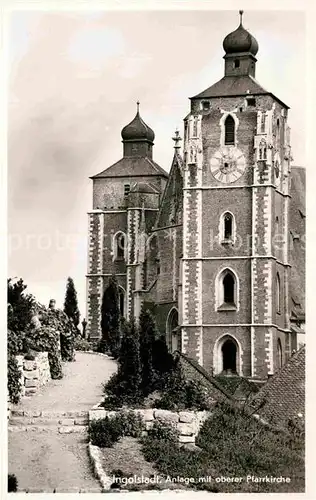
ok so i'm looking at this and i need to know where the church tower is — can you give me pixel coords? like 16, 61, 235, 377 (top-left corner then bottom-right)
181, 12, 293, 379
86, 104, 167, 340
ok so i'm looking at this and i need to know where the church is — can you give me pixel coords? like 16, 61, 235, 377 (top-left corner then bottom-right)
86, 12, 305, 380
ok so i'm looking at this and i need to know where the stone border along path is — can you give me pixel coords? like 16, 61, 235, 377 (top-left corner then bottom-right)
8, 351, 117, 493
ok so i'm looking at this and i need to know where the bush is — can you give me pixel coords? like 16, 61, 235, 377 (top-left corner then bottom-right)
155, 363, 210, 411
8, 474, 18, 492
88, 417, 122, 448
27, 324, 63, 379
147, 421, 179, 442
114, 411, 145, 438
7, 353, 22, 404
74, 336, 91, 351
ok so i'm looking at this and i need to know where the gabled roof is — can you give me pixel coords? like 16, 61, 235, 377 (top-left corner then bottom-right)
91, 156, 168, 179
251, 347, 305, 427
191, 75, 289, 109
154, 151, 183, 229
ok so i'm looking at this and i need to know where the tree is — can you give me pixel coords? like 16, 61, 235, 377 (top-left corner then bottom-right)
117, 317, 142, 401
139, 306, 157, 395
100, 275, 121, 356
63, 277, 80, 331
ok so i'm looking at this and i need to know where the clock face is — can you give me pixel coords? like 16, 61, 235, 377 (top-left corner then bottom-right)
274, 153, 281, 187
210, 147, 246, 184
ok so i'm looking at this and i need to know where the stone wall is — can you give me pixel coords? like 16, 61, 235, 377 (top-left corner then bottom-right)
89, 406, 211, 444
16, 352, 51, 397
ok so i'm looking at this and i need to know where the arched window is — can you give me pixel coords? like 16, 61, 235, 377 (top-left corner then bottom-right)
223, 273, 235, 304
277, 338, 283, 369
216, 268, 238, 310
261, 113, 266, 133
222, 338, 237, 373
166, 308, 180, 352
113, 232, 126, 261
213, 334, 241, 375
225, 115, 235, 145
220, 211, 235, 243
118, 287, 125, 317
258, 140, 267, 161
276, 273, 281, 314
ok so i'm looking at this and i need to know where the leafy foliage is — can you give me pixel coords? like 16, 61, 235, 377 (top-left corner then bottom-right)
155, 361, 210, 411
7, 353, 22, 404
74, 336, 91, 351
7, 279, 35, 347
8, 474, 18, 492
101, 275, 121, 356
103, 318, 142, 406
139, 308, 157, 396
63, 277, 80, 329
88, 411, 145, 448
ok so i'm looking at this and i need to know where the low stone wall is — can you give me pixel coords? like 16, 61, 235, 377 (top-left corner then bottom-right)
89, 406, 211, 444
16, 352, 51, 397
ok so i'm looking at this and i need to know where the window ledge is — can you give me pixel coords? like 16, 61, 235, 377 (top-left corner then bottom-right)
217, 303, 237, 312
221, 239, 234, 246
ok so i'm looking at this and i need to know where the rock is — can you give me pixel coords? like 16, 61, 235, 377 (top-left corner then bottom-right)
134, 409, 153, 421
25, 379, 38, 388
74, 417, 88, 425
59, 425, 86, 434
23, 369, 39, 379
59, 418, 75, 426
177, 423, 194, 436
178, 434, 195, 443
25, 388, 37, 396
179, 411, 194, 423
89, 409, 107, 421
24, 410, 41, 418
154, 410, 179, 423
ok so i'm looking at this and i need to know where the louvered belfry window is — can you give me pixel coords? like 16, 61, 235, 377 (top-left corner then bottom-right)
225, 115, 235, 145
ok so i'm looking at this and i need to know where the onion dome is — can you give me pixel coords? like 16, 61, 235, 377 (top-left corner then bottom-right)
223, 10, 258, 56
121, 102, 155, 143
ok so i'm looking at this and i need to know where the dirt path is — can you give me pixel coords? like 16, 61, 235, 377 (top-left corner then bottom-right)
8, 352, 117, 492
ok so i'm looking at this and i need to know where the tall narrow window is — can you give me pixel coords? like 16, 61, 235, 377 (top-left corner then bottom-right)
217, 268, 238, 311
192, 116, 198, 137
224, 115, 235, 145
276, 273, 281, 314
277, 339, 283, 369
261, 113, 266, 133
124, 184, 130, 196
223, 273, 235, 304
234, 59, 240, 68
224, 213, 233, 240
113, 232, 126, 261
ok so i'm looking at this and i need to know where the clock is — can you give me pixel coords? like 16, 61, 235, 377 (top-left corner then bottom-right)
210, 146, 246, 184
274, 152, 281, 187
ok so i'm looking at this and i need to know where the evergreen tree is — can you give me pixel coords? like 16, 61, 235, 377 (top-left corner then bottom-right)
152, 335, 174, 375
100, 275, 121, 356
117, 317, 142, 400
139, 306, 157, 395
63, 277, 80, 330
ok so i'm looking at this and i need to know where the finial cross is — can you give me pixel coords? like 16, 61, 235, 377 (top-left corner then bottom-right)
239, 10, 244, 25
136, 101, 140, 112
172, 128, 182, 149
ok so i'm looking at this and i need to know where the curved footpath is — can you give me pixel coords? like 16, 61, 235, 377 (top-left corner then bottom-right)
8, 351, 117, 493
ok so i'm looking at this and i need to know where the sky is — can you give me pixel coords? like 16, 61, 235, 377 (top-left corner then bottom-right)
7, 9, 306, 318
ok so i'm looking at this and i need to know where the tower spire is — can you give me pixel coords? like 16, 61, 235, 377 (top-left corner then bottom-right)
239, 10, 244, 26
136, 101, 140, 113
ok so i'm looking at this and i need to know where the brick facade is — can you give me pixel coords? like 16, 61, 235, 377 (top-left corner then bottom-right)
86, 17, 304, 381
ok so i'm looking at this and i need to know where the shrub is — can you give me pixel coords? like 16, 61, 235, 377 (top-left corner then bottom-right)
8, 474, 18, 492
114, 411, 145, 438
147, 421, 179, 442
155, 362, 210, 411
139, 307, 157, 396
74, 336, 91, 351
101, 275, 121, 357
27, 324, 63, 379
63, 277, 80, 331
7, 353, 22, 404
88, 417, 122, 448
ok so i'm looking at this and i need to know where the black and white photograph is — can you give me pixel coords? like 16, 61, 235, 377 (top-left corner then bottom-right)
5, 4, 307, 495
